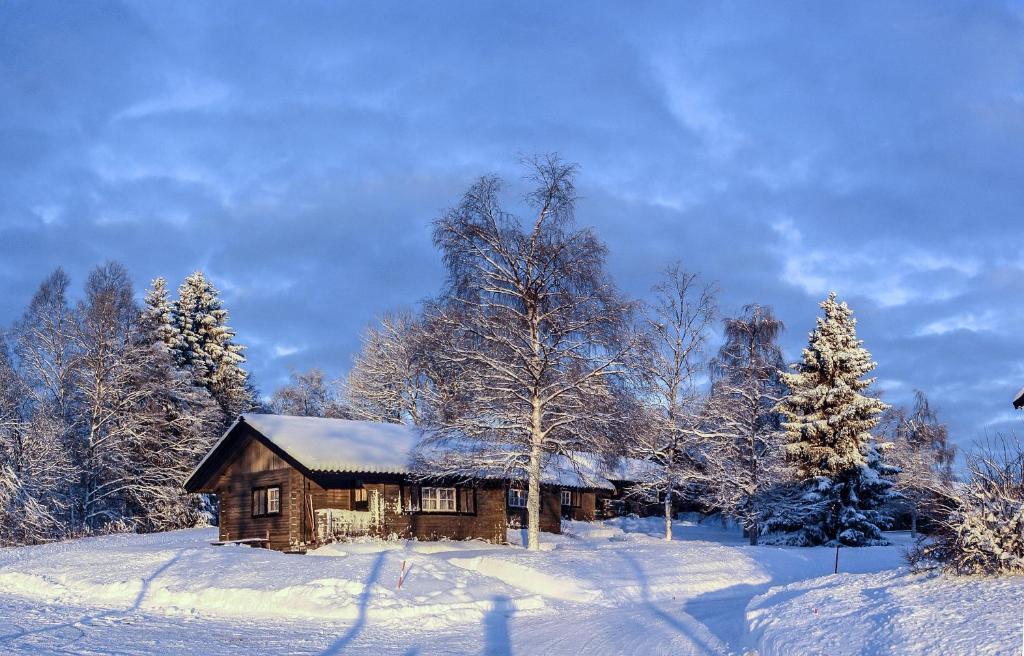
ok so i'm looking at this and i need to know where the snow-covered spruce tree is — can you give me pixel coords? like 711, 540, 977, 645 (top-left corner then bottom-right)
345, 310, 430, 425
629, 265, 717, 541
772, 292, 894, 546
171, 271, 253, 419
419, 156, 636, 551
705, 304, 787, 546
885, 390, 956, 538
140, 277, 178, 350
272, 368, 348, 418
909, 438, 1024, 576
132, 276, 224, 531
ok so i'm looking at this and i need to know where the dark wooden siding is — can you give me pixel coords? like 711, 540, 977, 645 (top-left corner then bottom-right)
505, 485, 562, 534
564, 491, 597, 521
211, 436, 294, 550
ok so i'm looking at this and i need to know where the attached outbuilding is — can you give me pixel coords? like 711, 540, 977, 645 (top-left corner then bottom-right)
184, 414, 613, 551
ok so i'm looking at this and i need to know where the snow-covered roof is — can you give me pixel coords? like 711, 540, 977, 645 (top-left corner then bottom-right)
599, 457, 659, 482
243, 414, 421, 474
188, 414, 626, 490
1013, 386, 1024, 410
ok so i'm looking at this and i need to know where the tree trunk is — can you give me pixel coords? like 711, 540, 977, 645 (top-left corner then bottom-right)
663, 486, 673, 541
527, 398, 543, 551
910, 506, 918, 540
749, 518, 759, 546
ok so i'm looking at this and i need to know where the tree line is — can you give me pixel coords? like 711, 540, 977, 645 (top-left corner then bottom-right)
0, 265, 254, 545
5, 155, 1013, 577
279, 156, 958, 554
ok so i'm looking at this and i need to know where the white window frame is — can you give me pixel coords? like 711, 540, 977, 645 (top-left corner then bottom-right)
508, 488, 528, 508
560, 490, 572, 507
252, 485, 281, 517
422, 487, 456, 512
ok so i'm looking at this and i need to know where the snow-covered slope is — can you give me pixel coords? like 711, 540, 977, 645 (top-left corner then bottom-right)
0, 519, 1017, 654
749, 568, 1023, 656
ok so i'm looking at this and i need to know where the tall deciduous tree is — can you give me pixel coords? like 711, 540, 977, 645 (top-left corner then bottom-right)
629, 265, 717, 541
420, 156, 635, 551
886, 390, 956, 538
273, 368, 347, 418
9, 269, 80, 536
346, 310, 429, 425
74, 262, 144, 531
705, 304, 786, 545
775, 292, 894, 546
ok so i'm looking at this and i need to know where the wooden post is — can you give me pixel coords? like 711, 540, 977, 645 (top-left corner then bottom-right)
834, 544, 840, 574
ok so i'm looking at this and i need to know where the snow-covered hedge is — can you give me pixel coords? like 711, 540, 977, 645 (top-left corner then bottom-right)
910, 440, 1024, 576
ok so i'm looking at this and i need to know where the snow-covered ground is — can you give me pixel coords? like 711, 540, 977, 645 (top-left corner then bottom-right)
0, 518, 1017, 655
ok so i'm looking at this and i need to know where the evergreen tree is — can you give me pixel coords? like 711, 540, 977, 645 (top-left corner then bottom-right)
171, 271, 252, 419
774, 292, 894, 546
140, 277, 178, 351
136, 277, 223, 530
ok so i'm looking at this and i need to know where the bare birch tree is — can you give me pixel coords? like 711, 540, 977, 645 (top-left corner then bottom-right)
628, 265, 717, 540
272, 368, 347, 418
9, 269, 81, 534
705, 304, 787, 545
420, 156, 636, 550
885, 390, 956, 538
345, 310, 429, 425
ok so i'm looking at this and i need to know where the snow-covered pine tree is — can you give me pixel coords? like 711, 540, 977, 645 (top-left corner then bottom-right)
774, 292, 894, 546
705, 304, 788, 545
135, 275, 224, 531
140, 277, 178, 351
171, 271, 252, 419
629, 265, 717, 541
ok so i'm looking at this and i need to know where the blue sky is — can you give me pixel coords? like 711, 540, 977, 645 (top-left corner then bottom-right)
2, 1, 1023, 453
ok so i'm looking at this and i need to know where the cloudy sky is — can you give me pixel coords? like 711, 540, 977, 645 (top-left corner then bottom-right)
2, 1, 1023, 453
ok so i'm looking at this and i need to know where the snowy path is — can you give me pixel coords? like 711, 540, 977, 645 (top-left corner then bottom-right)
1, 519, 1012, 655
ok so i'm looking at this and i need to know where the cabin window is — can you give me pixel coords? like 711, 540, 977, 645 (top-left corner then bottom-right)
561, 489, 581, 507
353, 487, 368, 511
508, 488, 528, 508
252, 485, 281, 517
421, 487, 456, 512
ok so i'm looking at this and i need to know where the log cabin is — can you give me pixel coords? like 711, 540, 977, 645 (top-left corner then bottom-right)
184, 414, 616, 551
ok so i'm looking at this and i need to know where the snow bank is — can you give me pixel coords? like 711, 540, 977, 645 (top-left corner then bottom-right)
748, 569, 1024, 656
0, 528, 545, 626
449, 556, 601, 602
2, 523, 1013, 654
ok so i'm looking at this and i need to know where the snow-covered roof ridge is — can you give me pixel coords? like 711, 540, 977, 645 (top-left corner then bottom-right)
242, 413, 421, 474
190, 414, 631, 489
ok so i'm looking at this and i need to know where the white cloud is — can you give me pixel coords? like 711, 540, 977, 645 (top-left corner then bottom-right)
917, 310, 1000, 337
273, 344, 303, 358
771, 219, 980, 308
